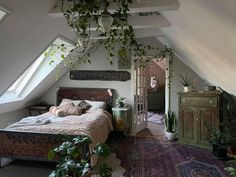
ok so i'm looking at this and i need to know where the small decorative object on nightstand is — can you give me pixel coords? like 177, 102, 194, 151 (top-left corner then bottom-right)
112, 107, 131, 136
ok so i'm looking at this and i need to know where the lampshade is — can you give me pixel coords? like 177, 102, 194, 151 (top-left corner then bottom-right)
98, 12, 113, 33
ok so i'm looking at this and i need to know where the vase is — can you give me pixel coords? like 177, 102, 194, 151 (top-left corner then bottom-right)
183, 86, 189, 92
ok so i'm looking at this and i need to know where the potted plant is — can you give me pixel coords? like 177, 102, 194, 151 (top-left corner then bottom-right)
225, 166, 236, 177
179, 73, 192, 92
164, 110, 177, 141
116, 97, 127, 108
48, 136, 112, 177
209, 129, 231, 159
225, 155, 236, 176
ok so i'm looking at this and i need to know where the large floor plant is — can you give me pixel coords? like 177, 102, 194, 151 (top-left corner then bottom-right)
165, 110, 177, 141
48, 136, 112, 177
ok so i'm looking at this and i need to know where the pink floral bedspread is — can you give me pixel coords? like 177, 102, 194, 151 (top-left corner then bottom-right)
7, 109, 113, 149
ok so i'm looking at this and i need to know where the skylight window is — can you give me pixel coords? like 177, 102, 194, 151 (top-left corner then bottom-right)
0, 7, 8, 21
0, 37, 74, 104
6, 54, 44, 94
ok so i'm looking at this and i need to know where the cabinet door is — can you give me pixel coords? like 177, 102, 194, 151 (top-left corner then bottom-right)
179, 107, 198, 144
198, 108, 219, 147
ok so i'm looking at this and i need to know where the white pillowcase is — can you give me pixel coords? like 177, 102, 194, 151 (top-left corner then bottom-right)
85, 100, 106, 110
59, 98, 82, 106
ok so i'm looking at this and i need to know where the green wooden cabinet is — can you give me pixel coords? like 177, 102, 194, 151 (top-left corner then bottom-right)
178, 91, 222, 148
112, 107, 131, 135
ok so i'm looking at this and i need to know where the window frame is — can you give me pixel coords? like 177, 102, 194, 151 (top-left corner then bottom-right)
0, 6, 9, 24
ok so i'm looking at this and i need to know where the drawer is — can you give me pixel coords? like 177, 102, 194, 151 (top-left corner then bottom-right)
180, 96, 218, 107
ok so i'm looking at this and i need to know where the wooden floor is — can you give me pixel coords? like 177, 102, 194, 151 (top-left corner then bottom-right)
136, 121, 165, 137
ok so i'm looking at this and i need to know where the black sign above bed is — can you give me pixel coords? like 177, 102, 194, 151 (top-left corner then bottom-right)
70, 70, 131, 81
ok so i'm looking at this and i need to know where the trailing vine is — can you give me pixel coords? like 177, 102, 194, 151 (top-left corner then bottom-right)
47, 0, 174, 68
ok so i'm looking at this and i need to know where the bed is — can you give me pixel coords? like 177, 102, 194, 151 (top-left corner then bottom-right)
0, 87, 113, 164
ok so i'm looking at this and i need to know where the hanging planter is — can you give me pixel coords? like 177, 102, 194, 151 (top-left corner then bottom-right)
46, 1, 175, 69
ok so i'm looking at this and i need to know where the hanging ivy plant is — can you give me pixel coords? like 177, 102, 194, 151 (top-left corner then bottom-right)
46, 0, 174, 68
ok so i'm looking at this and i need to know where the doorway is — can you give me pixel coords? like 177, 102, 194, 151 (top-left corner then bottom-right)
146, 59, 166, 136
132, 58, 170, 136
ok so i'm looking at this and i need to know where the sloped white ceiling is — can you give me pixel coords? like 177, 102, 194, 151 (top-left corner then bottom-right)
0, 0, 76, 95
159, 0, 236, 96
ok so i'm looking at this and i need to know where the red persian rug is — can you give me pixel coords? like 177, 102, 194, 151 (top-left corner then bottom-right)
108, 135, 231, 177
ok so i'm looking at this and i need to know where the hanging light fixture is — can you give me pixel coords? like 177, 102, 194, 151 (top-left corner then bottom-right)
98, 11, 113, 33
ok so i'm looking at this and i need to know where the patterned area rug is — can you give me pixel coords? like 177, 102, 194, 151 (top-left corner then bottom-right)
177, 160, 225, 177
0, 153, 125, 177
147, 112, 164, 124
108, 136, 231, 177
92, 153, 126, 177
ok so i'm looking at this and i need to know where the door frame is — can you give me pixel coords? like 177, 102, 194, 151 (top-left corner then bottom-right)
131, 57, 171, 135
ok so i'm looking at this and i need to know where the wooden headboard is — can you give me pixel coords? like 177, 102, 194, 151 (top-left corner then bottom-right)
56, 87, 113, 108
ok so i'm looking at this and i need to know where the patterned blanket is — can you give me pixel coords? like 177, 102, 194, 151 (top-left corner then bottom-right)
7, 109, 113, 155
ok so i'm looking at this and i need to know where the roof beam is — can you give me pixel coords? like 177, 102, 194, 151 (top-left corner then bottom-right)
86, 15, 170, 30
49, 0, 180, 17
89, 28, 165, 39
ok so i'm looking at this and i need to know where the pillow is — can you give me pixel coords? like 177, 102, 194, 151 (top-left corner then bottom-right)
85, 100, 106, 110
52, 103, 84, 116
66, 106, 84, 115
59, 98, 82, 106
78, 100, 91, 110
59, 99, 72, 106
49, 106, 66, 117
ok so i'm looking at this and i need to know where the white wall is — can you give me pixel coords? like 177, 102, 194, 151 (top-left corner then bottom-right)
160, 0, 236, 96
0, 0, 75, 95
0, 108, 28, 129
41, 46, 132, 107
42, 40, 206, 122
170, 55, 206, 116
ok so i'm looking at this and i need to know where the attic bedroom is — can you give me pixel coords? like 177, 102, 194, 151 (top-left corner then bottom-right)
0, 0, 236, 177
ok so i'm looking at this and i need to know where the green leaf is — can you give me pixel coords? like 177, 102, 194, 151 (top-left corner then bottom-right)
49, 171, 56, 177
73, 136, 92, 145
99, 164, 112, 177
93, 143, 111, 157
67, 146, 80, 158
48, 149, 55, 160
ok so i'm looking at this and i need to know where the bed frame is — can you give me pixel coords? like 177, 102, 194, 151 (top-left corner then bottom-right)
0, 87, 113, 164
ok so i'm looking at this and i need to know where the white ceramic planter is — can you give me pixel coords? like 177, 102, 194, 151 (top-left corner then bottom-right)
183, 86, 189, 92
165, 131, 176, 141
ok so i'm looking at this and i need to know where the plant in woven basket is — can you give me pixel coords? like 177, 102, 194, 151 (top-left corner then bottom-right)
209, 128, 231, 159
48, 136, 112, 177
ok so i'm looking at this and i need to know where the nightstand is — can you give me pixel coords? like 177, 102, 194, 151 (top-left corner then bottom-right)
112, 107, 131, 135
28, 104, 52, 116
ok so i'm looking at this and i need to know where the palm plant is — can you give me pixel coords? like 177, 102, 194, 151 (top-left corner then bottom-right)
179, 73, 191, 87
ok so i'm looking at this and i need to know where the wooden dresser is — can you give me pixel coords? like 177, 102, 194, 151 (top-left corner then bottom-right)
178, 91, 223, 148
